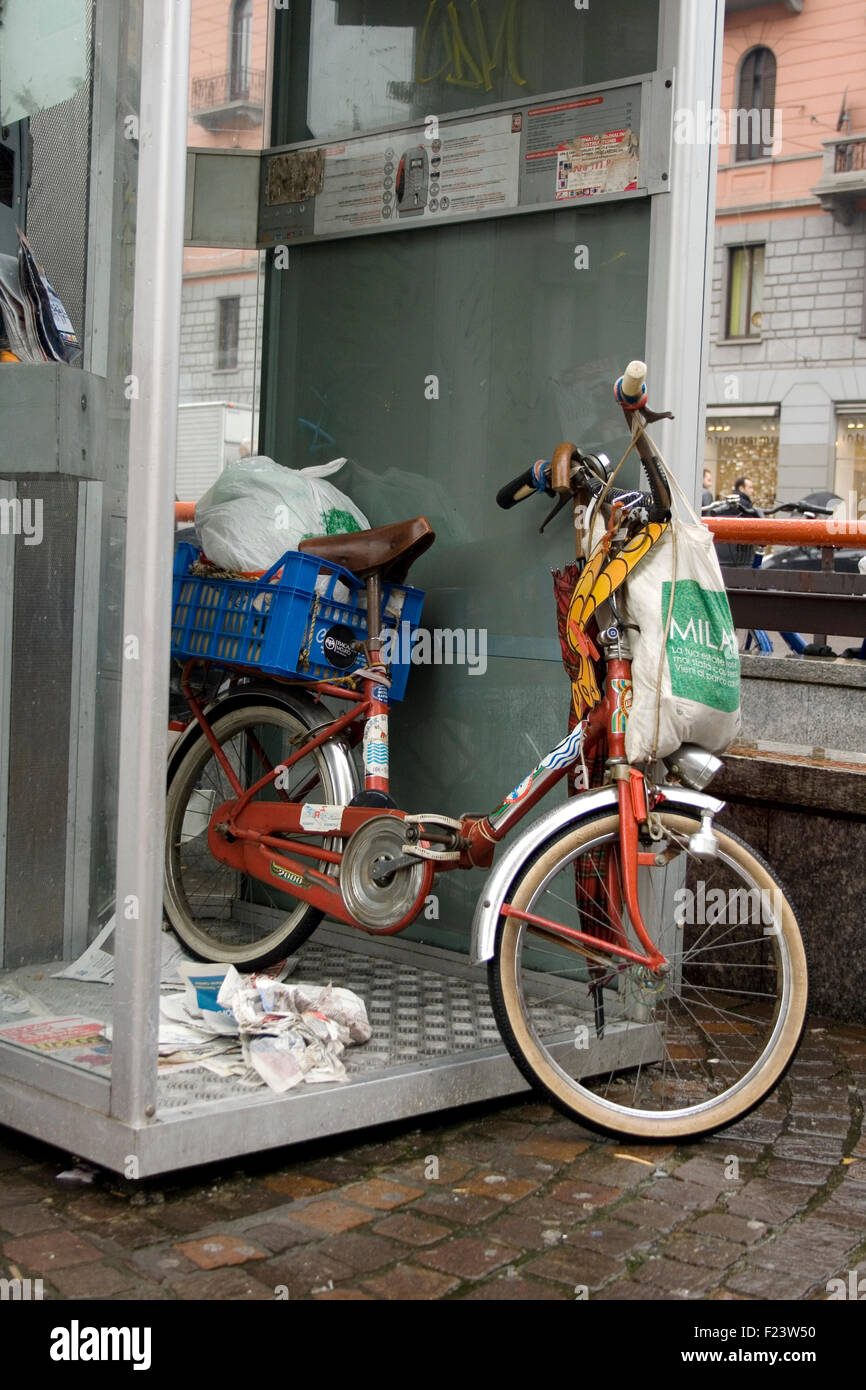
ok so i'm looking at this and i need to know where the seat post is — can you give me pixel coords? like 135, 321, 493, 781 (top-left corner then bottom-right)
362, 568, 390, 796
365, 570, 383, 667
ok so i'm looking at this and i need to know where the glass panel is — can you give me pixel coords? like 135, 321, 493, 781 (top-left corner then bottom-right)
0, 0, 141, 1011
0, 0, 88, 126
728, 247, 745, 337
179, 0, 273, 501
282, 0, 659, 144
265, 198, 651, 948
727, 245, 764, 339
749, 244, 764, 333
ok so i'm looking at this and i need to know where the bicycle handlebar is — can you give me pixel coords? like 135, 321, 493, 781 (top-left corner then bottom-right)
496, 462, 550, 509
764, 500, 834, 517
614, 359, 648, 411
495, 360, 672, 521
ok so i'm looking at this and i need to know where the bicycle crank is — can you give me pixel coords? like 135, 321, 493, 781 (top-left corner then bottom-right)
339, 815, 431, 931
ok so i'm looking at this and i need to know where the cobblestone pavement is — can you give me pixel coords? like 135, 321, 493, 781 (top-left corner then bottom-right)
1, 1015, 865, 1301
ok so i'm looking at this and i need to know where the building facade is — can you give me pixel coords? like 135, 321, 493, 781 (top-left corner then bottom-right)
706, 0, 866, 510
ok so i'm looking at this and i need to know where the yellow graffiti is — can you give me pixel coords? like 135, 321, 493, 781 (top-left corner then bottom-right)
416, 0, 526, 92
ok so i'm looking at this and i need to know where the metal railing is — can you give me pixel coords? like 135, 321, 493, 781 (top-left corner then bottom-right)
814, 133, 866, 198
834, 134, 866, 174
191, 69, 265, 112
705, 517, 866, 643
704, 517, 866, 546
175, 506, 865, 546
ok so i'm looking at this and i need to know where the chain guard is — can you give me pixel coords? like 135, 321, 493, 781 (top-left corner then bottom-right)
339, 816, 430, 931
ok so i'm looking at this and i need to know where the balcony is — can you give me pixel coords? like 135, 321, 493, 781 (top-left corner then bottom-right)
190, 70, 265, 131
812, 133, 866, 225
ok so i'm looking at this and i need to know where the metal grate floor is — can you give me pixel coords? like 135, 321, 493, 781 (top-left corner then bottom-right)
0, 925, 530, 1113
159, 931, 518, 1111
0, 924, 659, 1175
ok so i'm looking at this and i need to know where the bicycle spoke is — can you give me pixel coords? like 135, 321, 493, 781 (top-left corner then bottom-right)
166, 705, 342, 963
493, 807, 803, 1133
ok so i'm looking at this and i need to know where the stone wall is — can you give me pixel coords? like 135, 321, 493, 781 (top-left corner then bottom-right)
178, 268, 263, 408
714, 654, 866, 1023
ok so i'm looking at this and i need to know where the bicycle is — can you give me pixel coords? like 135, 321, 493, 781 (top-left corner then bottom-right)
165, 361, 808, 1141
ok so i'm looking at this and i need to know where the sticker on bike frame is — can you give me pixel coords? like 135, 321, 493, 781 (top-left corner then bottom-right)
539, 724, 584, 770
270, 861, 305, 887
363, 713, 389, 777
490, 725, 585, 826
610, 677, 633, 733
371, 684, 390, 704
299, 804, 344, 832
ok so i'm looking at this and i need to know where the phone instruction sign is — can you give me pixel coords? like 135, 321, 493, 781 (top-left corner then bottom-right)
259, 81, 643, 248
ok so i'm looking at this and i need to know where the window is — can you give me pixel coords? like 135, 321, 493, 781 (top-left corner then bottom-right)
834, 410, 866, 511
726, 245, 764, 338
216, 297, 240, 370
735, 47, 777, 161
705, 415, 778, 508
229, 0, 253, 100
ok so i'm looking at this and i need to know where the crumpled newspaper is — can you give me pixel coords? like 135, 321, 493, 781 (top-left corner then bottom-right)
216, 969, 371, 1093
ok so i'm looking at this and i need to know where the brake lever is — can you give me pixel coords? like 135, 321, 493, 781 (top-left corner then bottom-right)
641, 407, 674, 425
539, 492, 572, 533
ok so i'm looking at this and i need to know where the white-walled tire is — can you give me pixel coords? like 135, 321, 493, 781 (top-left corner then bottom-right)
488, 807, 808, 1140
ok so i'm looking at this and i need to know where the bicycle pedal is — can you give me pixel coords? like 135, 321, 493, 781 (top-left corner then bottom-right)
401, 842, 462, 863
401, 812, 465, 862
402, 812, 464, 831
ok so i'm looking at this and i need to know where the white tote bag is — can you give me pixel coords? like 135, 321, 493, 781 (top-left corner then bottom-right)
621, 478, 742, 763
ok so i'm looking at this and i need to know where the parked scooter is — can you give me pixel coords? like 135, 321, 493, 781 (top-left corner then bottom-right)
702, 491, 835, 566
702, 491, 841, 657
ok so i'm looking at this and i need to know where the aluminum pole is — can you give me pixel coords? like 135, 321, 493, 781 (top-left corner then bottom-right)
110, 0, 190, 1128
647, 0, 725, 498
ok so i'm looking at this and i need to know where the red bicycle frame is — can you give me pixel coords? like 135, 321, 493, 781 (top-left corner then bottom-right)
176, 639, 669, 971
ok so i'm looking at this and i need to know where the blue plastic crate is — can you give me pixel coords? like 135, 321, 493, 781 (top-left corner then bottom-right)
171, 543, 424, 701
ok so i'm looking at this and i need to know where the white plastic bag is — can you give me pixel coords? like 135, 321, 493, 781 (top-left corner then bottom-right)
195, 455, 369, 573
622, 483, 741, 763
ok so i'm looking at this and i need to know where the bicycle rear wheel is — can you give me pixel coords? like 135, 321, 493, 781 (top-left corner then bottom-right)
488, 805, 808, 1141
165, 696, 354, 969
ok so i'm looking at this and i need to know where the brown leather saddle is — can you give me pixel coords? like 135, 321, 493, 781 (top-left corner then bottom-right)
298, 516, 435, 584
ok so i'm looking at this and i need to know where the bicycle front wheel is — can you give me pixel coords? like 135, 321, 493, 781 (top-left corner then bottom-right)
488, 806, 808, 1141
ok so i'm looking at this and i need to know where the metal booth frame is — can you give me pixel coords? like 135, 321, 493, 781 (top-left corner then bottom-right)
0, 0, 725, 1177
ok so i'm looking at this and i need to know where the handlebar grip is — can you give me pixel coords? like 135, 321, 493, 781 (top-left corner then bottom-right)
496, 466, 539, 509
614, 359, 648, 411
